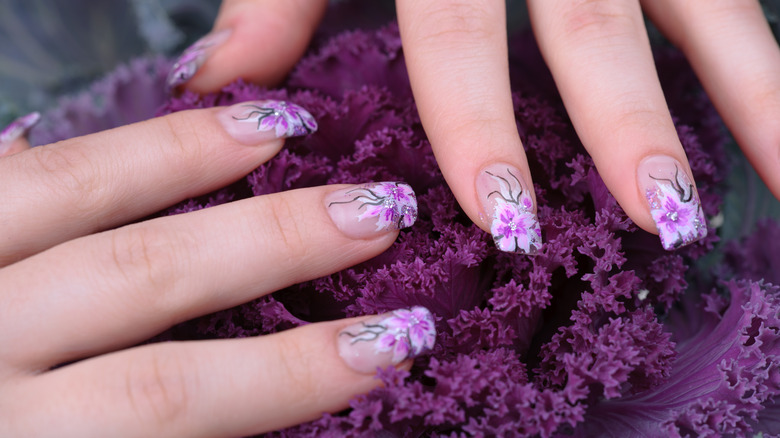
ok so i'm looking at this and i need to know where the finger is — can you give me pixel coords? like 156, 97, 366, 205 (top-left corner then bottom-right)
4, 308, 436, 437
0, 100, 317, 266
642, 0, 780, 199
0, 182, 418, 371
167, 0, 328, 92
528, 0, 708, 250
0, 112, 39, 157
396, 0, 542, 255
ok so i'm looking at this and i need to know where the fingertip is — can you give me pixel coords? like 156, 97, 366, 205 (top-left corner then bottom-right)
0, 112, 40, 157
172, 0, 328, 94
632, 154, 708, 250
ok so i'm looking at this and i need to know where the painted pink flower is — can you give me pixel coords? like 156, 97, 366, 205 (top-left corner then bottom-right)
491, 199, 541, 254
354, 182, 418, 231
649, 182, 707, 250
376, 306, 436, 362
234, 101, 318, 138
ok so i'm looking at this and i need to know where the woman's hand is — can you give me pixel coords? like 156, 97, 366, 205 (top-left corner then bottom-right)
0, 100, 435, 436
396, 0, 780, 252
169, 0, 780, 253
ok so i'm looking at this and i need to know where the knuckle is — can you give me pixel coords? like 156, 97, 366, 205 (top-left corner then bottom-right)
559, 0, 638, 41
258, 195, 309, 262
125, 348, 190, 428
32, 144, 106, 216
108, 225, 181, 309
410, 0, 500, 47
274, 335, 322, 400
158, 115, 205, 165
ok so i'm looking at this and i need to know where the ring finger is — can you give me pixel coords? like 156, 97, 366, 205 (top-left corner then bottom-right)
528, 0, 709, 250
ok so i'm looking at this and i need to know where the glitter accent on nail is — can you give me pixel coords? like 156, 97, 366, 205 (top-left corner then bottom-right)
231, 100, 318, 138
645, 165, 707, 250
328, 182, 417, 232
0, 112, 41, 152
340, 306, 436, 364
485, 168, 541, 254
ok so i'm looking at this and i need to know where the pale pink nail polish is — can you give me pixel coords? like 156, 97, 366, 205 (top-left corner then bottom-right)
0, 112, 40, 155
476, 163, 542, 254
166, 29, 232, 89
637, 155, 707, 250
217, 100, 318, 145
324, 182, 417, 239
338, 306, 436, 374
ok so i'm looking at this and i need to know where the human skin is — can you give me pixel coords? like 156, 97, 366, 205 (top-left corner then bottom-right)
0, 101, 436, 436
174, 0, 780, 252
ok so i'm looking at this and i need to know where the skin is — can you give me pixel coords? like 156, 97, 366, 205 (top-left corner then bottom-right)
3, 0, 780, 435
0, 109, 412, 436
183, 0, 780, 236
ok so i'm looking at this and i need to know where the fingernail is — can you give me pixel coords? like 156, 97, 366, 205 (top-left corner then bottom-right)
637, 155, 707, 250
476, 163, 542, 254
338, 306, 436, 374
217, 100, 318, 145
166, 29, 231, 89
324, 182, 418, 239
0, 112, 41, 155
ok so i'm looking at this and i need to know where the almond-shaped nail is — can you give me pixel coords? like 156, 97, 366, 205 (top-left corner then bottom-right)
476, 163, 542, 254
217, 100, 318, 145
0, 112, 41, 155
324, 182, 417, 239
338, 306, 436, 374
166, 29, 231, 89
638, 155, 707, 250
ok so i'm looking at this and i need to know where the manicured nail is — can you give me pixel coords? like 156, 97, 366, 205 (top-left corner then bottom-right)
476, 163, 542, 254
217, 100, 318, 144
0, 112, 41, 155
638, 155, 707, 250
324, 182, 417, 239
338, 306, 436, 374
166, 29, 231, 89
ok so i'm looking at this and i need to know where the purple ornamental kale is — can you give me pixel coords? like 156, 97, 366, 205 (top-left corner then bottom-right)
30, 5, 780, 435
29, 56, 172, 147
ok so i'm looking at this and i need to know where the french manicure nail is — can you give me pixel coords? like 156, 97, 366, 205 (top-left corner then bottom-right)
166, 29, 232, 89
637, 155, 707, 250
217, 100, 318, 144
0, 112, 41, 154
476, 163, 542, 254
338, 306, 436, 374
324, 182, 417, 239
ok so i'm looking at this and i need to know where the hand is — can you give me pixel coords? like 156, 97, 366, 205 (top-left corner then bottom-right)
396, 0, 780, 252
0, 100, 435, 436
168, 0, 780, 253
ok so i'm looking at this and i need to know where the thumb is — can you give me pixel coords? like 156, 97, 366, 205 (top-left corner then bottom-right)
167, 0, 327, 93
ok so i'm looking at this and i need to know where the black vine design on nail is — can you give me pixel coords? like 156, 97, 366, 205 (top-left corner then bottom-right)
327, 182, 417, 231
339, 307, 436, 363
231, 101, 317, 138
649, 165, 693, 203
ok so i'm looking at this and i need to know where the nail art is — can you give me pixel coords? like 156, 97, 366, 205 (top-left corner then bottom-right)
476, 164, 542, 254
638, 156, 707, 250
217, 100, 318, 144
325, 182, 417, 239
338, 306, 436, 374
0, 112, 41, 154
166, 29, 231, 89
